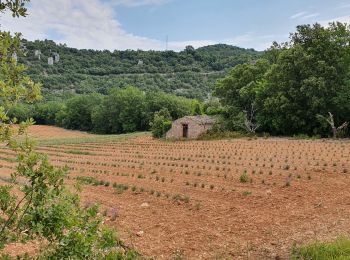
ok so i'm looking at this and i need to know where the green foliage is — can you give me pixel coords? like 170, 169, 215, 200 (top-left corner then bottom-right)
145, 91, 192, 120
0, 31, 42, 120
215, 22, 350, 137
150, 108, 172, 138
40, 204, 137, 259
60, 93, 103, 131
7, 103, 33, 122
8, 88, 193, 134
240, 172, 250, 183
0, 20, 136, 259
203, 98, 224, 115
191, 99, 203, 115
92, 86, 147, 134
291, 238, 350, 260
34, 101, 65, 125
0, 0, 29, 17
76, 176, 100, 185
215, 59, 269, 111
113, 183, 129, 194
19, 39, 260, 100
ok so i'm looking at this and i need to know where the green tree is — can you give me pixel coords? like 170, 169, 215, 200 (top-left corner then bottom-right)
33, 101, 65, 125
214, 59, 269, 130
7, 103, 33, 122
191, 99, 203, 115
92, 86, 147, 134
150, 108, 172, 138
0, 5, 137, 259
215, 22, 350, 136
185, 45, 196, 55
63, 93, 103, 131
146, 91, 192, 120
259, 23, 350, 135
203, 98, 224, 115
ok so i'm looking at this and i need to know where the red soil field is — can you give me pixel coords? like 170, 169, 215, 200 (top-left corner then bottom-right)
28, 125, 93, 139
1, 126, 350, 259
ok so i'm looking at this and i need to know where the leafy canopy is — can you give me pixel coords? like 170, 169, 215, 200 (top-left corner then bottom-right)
215, 22, 350, 137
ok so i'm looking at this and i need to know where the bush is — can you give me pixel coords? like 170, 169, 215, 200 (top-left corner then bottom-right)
150, 108, 172, 138
240, 172, 250, 183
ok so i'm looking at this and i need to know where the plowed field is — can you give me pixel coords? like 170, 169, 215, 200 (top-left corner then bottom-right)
1, 126, 350, 259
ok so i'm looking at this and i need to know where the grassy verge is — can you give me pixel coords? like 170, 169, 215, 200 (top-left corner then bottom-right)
291, 237, 350, 259
37, 132, 149, 146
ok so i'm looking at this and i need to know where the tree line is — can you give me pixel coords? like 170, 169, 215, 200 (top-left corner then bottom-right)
215, 22, 350, 137
8, 87, 199, 134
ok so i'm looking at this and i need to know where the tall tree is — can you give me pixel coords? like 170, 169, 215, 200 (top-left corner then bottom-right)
92, 86, 147, 134
215, 59, 269, 130
259, 23, 350, 135
215, 22, 350, 136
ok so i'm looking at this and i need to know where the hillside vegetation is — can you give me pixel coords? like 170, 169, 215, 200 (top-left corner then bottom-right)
20, 40, 260, 99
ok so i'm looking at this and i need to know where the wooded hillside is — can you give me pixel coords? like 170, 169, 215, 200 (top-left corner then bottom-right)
20, 40, 260, 99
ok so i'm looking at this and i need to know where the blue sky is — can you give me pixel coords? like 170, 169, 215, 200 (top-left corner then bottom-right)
2, 0, 350, 51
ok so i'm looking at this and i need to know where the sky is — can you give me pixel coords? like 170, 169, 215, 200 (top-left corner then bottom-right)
1, 0, 350, 51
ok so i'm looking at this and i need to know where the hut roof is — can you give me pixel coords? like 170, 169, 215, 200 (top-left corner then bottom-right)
183, 115, 216, 125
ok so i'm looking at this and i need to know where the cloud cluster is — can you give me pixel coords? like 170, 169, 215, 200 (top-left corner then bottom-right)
1, 0, 165, 50
0, 0, 273, 51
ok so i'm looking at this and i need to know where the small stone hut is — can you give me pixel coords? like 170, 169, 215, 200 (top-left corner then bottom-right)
166, 115, 216, 139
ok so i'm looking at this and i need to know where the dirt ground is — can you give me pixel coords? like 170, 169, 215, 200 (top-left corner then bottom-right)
28, 125, 93, 139
1, 126, 350, 259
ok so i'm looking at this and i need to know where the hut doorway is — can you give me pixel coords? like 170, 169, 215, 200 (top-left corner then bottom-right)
182, 124, 188, 138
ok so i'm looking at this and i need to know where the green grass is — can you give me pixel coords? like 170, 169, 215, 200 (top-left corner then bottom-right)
292, 238, 350, 260
37, 132, 148, 146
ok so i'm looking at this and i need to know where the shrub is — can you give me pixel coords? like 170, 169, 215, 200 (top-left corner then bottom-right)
240, 172, 250, 183
150, 108, 172, 138
113, 184, 129, 194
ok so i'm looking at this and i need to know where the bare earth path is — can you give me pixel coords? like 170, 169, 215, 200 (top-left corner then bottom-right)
1, 126, 349, 259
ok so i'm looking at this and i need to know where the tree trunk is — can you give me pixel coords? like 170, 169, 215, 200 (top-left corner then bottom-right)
332, 127, 337, 138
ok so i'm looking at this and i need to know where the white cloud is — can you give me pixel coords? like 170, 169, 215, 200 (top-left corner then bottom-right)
111, 0, 169, 7
1, 0, 166, 50
302, 13, 320, 20
290, 11, 307, 19
0, 0, 271, 51
290, 11, 320, 20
